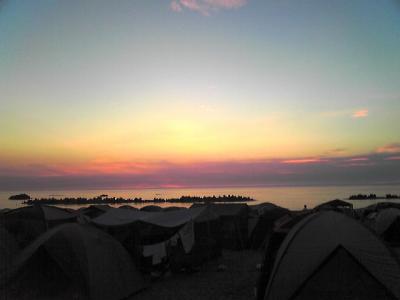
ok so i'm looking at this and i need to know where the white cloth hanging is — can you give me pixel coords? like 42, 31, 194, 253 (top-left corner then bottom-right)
179, 220, 195, 253
143, 242, 167, 265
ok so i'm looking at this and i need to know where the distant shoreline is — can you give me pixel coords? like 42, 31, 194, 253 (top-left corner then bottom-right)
19, 195, 254, 206
348, 197, 400, 200
347, 193, 400, 200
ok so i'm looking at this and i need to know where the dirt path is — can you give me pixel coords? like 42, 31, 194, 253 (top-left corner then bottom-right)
133, 250, 263, 300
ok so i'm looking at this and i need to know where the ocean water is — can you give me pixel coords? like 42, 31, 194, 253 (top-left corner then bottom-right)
1, 184, 400, 211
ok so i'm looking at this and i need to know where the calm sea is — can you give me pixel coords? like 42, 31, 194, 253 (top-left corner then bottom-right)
1, 185, 400, 211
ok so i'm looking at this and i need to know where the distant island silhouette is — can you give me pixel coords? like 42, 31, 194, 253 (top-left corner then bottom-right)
8, 193, 31, 200
20, 194, 254, 206
348, 193, 400, 200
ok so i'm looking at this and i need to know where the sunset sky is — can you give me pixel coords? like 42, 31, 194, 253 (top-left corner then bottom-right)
1, 0, 400, 189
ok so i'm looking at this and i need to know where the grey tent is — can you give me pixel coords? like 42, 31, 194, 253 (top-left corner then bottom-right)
0, 208, 11, 215
360, 202, 400, 220
170, 206, 221, 271
259, 211, 400, 300
0, 225, 19, 274
248, 203, 288, 249
314, 199, 353, 211
0, 205, 76, 247
163, 206, 186, 212
93, 207, 221, 271
372, 208, 400, 245
93, 206, 213, 228
118, 205, 139, 210
256, 210, 312, 300
92, 206, 219, 245
141, 205, 163, 212
77, 205, 112, 219
273, 211, 311, 234
2, 223, 144, 300
192, 203, 249, 250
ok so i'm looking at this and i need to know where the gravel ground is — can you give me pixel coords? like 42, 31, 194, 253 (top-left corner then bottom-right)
132, 250, 263, 300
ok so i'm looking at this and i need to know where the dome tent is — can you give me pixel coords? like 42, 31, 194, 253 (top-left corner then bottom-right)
248, 202, 289, 249
0, 205, 76, 247
2, 223, 144, 300
372, 208, 400, 245
259, 211, 400, 300
0, 225, 19, 274
314, 199, 353, 211
92, 206, 222, 272
77, 205, 112, 219
191, 203, 249, 250
256, 210, 312, 300
119, 205, 139, 210
141, 205, 163, 212
169, 205, 222, 271
163, 206, 186, 212
357, 202, 400, 220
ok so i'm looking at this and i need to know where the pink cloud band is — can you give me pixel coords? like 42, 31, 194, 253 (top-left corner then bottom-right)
1, 142, 399, 189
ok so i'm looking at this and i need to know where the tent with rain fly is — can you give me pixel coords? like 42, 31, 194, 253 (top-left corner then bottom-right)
119, 205, 139, 210
192, 203, 249, 250
169, 205, 221, 271
163, 206, 186, 212
258, 211, 400, 300
0, 205, 76, 247
0, 208, 11, 216
93, 206, 215, 230
359, 202, 400, 220
141, 205, 163, 212
273, 211, 311, 234
256, 210, 312, 300
77, 205, 112, 219
371, 208, 400, 245
92, 206, 222, 271
0, 225, 19, 274
1, 223, 144, 300
314, 199, 353, 211
248, 203, 289, 249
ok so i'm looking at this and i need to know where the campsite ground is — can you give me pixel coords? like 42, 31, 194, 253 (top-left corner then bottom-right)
133, 250, 263, 300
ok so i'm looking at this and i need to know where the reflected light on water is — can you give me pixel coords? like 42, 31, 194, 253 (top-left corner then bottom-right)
1, 185, 400, 210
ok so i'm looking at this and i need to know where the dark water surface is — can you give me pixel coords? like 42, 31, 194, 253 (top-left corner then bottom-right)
1, 184, 400, 210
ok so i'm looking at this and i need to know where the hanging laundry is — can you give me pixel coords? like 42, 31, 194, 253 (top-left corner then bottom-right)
169, 233, 180, 247
143, 242, 167, 265
179, 220, 195, 253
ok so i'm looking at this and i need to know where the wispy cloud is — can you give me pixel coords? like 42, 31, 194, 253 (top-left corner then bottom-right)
282, 158, 327, 164
352, 109, 368, 118
170, 0, 248, 15
321, 108, 369, 119
1, 143, 399, 190
170, 1, 183, 12
376, 143, 400, 154
323, 148, 347, 157
347, 157, 369, 162
385, 156, 400, 161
